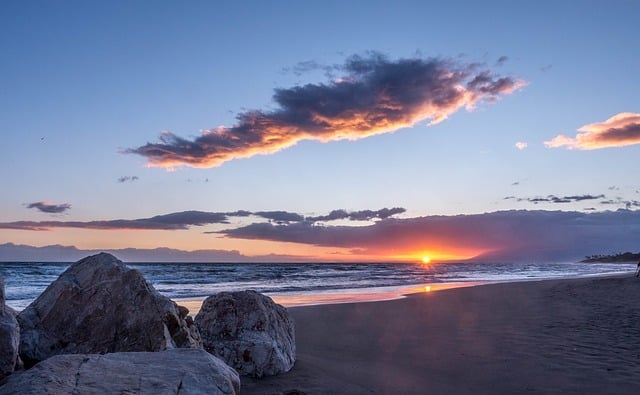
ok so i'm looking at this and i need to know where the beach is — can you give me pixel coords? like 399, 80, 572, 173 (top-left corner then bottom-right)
242, 275, 640, 394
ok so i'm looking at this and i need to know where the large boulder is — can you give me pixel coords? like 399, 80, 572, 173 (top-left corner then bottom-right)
0, 348, 240, 395
195, 290, 295, 378
17, 253, 200, 367
0, 277, 20, 379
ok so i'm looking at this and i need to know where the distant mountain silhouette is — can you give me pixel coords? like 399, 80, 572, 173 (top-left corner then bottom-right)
0, 243, 306, 263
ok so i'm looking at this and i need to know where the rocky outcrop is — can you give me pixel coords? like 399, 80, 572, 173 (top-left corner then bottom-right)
17, 253, 200, 367
195, 290, 295, 378
0, 277, 20, 380
0, 348, 240, 395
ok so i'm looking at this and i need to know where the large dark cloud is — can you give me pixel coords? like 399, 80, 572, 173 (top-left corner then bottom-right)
26, 202, 72, 214
221, 210, 640, 262
127, 52, 525, 168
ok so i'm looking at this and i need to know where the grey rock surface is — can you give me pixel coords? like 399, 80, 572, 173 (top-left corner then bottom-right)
0, 348, 240, 395
0, 277, 20, 380
195, 290, 295, 378
17, 253, 200, 366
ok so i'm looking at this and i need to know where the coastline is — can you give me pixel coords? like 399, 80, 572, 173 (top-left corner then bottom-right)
241, 274, 640, 394
173, 281, 486, 315
173, 271, 632, 316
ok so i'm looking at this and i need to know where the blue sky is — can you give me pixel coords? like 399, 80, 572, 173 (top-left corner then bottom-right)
1, 1, 639, 262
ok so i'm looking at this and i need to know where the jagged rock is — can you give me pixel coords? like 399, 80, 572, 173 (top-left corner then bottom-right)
0, 277, 20, 379
195, 290, 295, 378
17, 253, 200, 367
0, 348, 240, 394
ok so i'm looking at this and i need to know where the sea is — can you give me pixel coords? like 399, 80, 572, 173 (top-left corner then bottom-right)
1, 260, 636, 312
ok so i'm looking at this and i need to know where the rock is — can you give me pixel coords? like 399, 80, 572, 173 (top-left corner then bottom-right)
17, 253, 200, 367
195, 290, 295, 378
0, 348, 240, 394
0, 277, 20, 379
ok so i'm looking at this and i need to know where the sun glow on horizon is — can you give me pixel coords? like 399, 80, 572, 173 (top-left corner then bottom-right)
422, 256, 431, 264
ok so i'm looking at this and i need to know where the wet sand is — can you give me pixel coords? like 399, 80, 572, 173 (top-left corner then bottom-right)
241, 275, 640, 394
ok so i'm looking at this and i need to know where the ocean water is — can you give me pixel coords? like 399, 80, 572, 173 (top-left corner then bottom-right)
0, 260, 635, 311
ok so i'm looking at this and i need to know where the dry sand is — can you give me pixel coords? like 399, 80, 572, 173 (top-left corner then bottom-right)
241, 275, 640, 394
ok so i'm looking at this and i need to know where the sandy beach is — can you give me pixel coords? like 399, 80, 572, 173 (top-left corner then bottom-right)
241, 275, 640, 394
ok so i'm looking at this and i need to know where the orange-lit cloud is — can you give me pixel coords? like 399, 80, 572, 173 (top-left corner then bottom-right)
128, 53, 525, 169
545, 112, 640, 150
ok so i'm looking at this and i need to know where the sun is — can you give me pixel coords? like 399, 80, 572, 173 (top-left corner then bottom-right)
421, 256, 431, 264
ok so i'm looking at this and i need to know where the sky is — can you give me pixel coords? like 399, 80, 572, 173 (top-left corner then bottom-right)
1, 0, 639, 263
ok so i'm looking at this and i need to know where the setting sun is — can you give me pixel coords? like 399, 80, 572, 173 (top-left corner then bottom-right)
422, 256, 431, 264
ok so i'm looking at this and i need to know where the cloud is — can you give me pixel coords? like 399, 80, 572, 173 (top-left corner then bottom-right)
495, 56, 509, 66
307, 207, 406, 222
505, 194, 605, 204
118, 176, 140, 183
221, 210, 640, 262
127, 52, 525, 169
545, 112, 640, 150
283, 60, 336, 77
26, 201, 72, 214
1, 210, 238, 231
5, 206, 639, 262
515, 141, 527, 150
0, 207, 401, 231
255, 211, 305, 224
600, 198, 640, 209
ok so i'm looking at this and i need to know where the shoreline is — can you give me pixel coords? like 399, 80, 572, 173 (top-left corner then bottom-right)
241, 273, 640, 394
173, 271, 632, 316
173, 281, 487, 315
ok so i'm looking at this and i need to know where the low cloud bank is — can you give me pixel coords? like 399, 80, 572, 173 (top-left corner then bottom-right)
0, 208, 404, 231
222, 210, 640, 262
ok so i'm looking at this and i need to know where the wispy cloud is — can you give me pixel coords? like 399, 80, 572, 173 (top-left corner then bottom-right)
600, 198, 640, 209
0, 207, 403, 231
505, 194, 605, 204
255, 211, 305, 224
545, 112, 640, 150
26, 201, 72, 214
495, 56, 509, 66
127, 52, 525, 169
117, 176, 140, 183
2, 210, 236, 231
515, 141, 527, 150
307, 207, 406, 222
